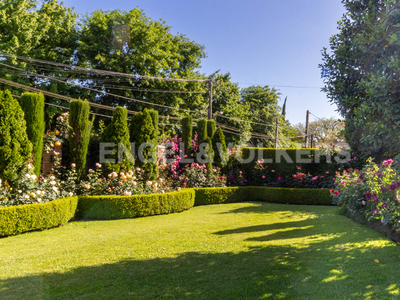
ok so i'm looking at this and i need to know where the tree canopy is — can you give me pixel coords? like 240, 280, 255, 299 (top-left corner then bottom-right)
320, 0, 400, 161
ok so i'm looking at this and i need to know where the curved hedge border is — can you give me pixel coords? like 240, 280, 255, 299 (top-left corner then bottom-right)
0, 196, 78, 237
77, 189, 195, 220
0, 187, 332, 238
194, 186, 332, 206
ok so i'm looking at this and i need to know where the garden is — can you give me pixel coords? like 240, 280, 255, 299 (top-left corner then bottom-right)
3, 0, 400, 298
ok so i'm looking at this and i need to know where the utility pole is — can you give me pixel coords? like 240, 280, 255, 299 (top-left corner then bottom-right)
208, 80, 213, 120
305, 110, 310, 148
275, 117, 279, 149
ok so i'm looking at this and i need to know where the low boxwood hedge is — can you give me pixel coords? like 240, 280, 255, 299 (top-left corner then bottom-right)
194, 187, 332, 206
0, 196, 78, 237
77, 189, 195, 220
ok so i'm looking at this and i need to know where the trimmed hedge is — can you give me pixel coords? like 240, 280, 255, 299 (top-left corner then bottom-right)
77, 189, 195, 220
194, 186, 333, 206
0, 196, 78, 237
241, 148, 341, 179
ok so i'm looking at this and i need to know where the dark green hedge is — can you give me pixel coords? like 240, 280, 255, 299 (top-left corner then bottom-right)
77, 189, 195, 220
194, 186, 333, 206
240, 147, 341, 180
0, 196, 78, 237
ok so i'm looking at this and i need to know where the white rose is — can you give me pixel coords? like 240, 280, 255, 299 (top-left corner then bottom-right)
68, 192, 74, 197
52, 186, 58, 193
50, 176, 55, 180
50, 181, 56, 185
30, 175, 37, 181
27, 164, 33, 170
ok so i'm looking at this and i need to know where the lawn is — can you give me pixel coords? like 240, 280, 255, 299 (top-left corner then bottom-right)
1, 202, 399, 299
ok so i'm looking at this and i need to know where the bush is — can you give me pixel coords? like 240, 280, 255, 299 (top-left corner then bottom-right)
76, 189, 195, 219
207, 119, 216, 139
173, 163, 225, 188
241, 147, 342, 181
102, 106, 134, 172
0, 196, 78, 237
0, 90, 32, 184
197, 119, 207, 143
69, 100, 90, 180
194, 186, 333, 206
181, 116, 193, 159
130, 109, 158, 180
212, 127, 228, 168
19, 92, 45, 176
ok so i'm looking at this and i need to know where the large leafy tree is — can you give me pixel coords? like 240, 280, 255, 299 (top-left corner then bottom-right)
320, 0, 400, 161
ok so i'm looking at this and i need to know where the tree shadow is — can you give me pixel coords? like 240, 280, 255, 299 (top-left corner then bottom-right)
1, 232, 399, 299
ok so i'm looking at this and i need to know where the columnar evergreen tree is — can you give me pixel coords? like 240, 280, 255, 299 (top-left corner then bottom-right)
19, 92, 45, 176
130, 109, 158, 180
102, 106, 133, 172
207, 120, 216, 139
181, 116, 193, 158
0, 90, 32, 184
197, 119, 208, 143
148, 110, 159, 143
203, 137, 214, 174
212, 127, 228, 168
68, 99, 90, 180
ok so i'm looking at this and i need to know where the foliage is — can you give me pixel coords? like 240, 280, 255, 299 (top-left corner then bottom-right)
130, 109, 158, 180
181, 116, 193, 158
292, 117, 346, 146
77, 189, 195, 220
197, 118, 208, 143
207, 119, 216, 139
172, 163, 225, 188
212, 126, 228, 168
0, 90, 32, 184
0, 196, 78, 237
194, 186, 333, 206
102, 106, 134, 172
332, 157, 400, 231
320, 0, 400, 161
19, 92, 45, 176
68, 100, 91, 180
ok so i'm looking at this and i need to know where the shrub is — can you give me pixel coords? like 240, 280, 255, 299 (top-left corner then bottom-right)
197, 119, 207, 143
332, 158, 400, 230
181, 116, 193, 159
102, 106, 134, 172
77, 189, 195, 220
19, 92, 45, 176
212, 127, 228, 168
69, 100, 90, 180
194, 186, 333, 206
0, 196, 78, 237
0, 90, 32, 185
148, 109, 159, 143
207, 119, 216, 139
130, 109, 158, 180
174, 163, 225, 188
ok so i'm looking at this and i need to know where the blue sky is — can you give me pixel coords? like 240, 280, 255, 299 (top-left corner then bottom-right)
61, 0, 346, 125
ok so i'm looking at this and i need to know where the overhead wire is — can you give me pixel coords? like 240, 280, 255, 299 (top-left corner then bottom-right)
0, 62, 206, 115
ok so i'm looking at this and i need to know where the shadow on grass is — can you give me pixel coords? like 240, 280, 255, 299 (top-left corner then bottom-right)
1, 232, 399, 299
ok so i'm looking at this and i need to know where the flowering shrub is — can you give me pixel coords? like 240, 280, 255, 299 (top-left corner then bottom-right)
332, 158, 400, 230
170, 163, 225, 188
0, 164, 75, 207
43, 112, 69, 153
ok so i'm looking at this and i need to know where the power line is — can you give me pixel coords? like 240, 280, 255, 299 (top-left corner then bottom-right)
214, 114, 275, 127
309, 112, 322, 120
0, 63, 206, 115
0, 52, 210, 82
239, 82, 321, 89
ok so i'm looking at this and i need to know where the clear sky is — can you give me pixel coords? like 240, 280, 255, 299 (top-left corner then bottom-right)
60, 0, 346, 126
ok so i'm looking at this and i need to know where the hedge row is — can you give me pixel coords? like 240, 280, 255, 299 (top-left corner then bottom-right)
194, 187, 333, 206
0, 187, 332, 237
76, 189, 195, 220
241, 148, 341, 179
0, 196, 78, 237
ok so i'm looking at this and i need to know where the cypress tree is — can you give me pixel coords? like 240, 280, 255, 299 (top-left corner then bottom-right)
203, 137, 214, 173
130, 109, 158, 180
212, 127, 228, 167
0, 90, 32, 184
197, 119, 208, 143
68, 99, 90, 180
102, 106, 133, 172
207, 119, 216, 139
181, 116, 193, 159
148, 109, 159, 143
19, 92, 45, 176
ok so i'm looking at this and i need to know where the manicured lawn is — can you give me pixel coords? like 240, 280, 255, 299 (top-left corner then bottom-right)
1, 202, 400, 299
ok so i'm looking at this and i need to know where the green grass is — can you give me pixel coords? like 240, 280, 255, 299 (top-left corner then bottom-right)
1, 202, 400, 299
